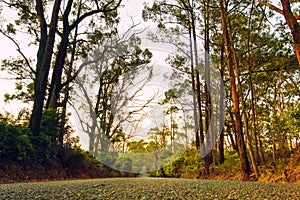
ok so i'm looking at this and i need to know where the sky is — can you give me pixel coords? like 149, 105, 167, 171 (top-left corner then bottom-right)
0, 5, 37, 115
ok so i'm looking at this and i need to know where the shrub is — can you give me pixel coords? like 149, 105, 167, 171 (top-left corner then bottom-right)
0, 114, 33, 162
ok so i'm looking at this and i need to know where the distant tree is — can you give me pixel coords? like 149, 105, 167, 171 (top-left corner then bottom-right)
73, 27, 153, 156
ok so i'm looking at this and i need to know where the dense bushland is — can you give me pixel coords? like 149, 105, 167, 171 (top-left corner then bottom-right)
149, 147, 300, 183
0, 113, 127, 183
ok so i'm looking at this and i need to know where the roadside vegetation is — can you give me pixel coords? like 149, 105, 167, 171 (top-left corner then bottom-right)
0, 113, 131, 183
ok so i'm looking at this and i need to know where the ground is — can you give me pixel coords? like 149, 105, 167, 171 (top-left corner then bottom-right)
0, 178, 299, 199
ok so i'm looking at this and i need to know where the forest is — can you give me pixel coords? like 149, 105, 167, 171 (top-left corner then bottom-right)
0, 0, 299, 184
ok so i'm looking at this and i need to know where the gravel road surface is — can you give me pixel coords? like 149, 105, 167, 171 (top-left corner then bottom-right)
0, 178, 299, 199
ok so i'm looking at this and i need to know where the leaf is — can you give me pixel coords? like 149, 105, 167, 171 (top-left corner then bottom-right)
6, 23, 16, 34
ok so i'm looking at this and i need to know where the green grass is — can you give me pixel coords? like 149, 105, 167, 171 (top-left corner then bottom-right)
0, 178, 299, 199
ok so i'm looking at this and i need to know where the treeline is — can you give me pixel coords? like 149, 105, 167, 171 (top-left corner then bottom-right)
139, 0, 300, 181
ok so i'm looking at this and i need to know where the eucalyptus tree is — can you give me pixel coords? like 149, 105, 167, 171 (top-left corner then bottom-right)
143, 0, 221, 176
143, 0, 204, 150
213, 0, 300, 180
218, 0, 251, 180
0, 0, 123, 140
73, 28, 153, 156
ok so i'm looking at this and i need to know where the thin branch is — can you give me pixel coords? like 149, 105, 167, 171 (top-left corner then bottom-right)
159, 2, 191, 12
69, 0, 122, 31
0, 29, 35, 74
3, 0, 36, 16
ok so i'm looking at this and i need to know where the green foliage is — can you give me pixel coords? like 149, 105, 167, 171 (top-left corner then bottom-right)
3, 81, 34, 103
0, 111, 117, 181
217, 150, 241, 173
149, 148, 199, 178
0, 113, 33, 162
6, 23, 16, 34
115, 156, 133, 172
40, 108, 59, 144
127, 140, 148, 153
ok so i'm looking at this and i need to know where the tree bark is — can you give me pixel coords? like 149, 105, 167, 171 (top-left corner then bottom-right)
219, 0, 251, 180
46, 33, 70, 109
227, 123, 237, 151
241, 0, 259, 179
219, 44, 225, 164
188, 26, 200, 149
203, 0, 212, 176
29, 0, 62, 136
272, 83, 277, 162
192, 14, 204, 149
58, 18, 80, 144
280, 0, 300, 68
46, 0, 74, 109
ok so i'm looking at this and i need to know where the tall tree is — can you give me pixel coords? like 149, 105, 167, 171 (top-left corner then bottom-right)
143, 0, 215, 175
218, 0, 251, 180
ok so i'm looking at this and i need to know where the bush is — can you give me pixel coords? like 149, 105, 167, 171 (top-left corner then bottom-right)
114, 156, 133, 172
216, 150, 240, 173
0, 114, 33, 162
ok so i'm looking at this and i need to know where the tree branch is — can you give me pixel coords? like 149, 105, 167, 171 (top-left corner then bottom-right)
69, 0, 122, 31
0, 29, 35, 74
256, 1, 300, 20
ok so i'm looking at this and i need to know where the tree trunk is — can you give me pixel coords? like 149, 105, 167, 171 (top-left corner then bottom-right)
89, 133, 96, 153
227, 124, 237, 151
188, 26, 200, 149
203, 0, 212, 176
46, 33, 69, 109
219, 43, 225, 164
192, 19, 204, 149
29, 0, 62, 136
219, 129, 225, 164
58, 19, 80, 144
47, 0, 74, 109
272, 83, 277, 162
185, 0, 203, 179
248, 0, 261, 166
248, 61, 261, 164
219, 0, 251, 180
232, 0, 259, 179
280, 0, 300, 68
258, 0, 300, 68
